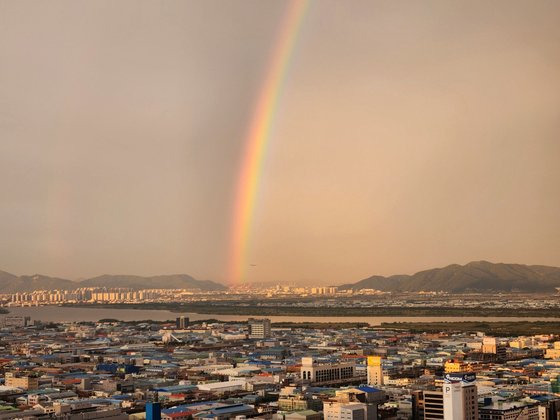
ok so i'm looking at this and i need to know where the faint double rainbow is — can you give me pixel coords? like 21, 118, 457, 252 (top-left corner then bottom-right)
227, 0, 310, 285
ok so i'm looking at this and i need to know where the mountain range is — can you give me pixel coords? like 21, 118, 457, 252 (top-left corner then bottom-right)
3, 261, 560, 294
0, 271, 226, 293
338, 261, 560, 293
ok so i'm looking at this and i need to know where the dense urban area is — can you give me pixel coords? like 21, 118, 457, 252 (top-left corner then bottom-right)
2, 0, 558, 417
2, 288, 560, 420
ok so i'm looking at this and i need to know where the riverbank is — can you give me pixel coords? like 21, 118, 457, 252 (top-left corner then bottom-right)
93, 318, 370, 330
61, 302, 560, 318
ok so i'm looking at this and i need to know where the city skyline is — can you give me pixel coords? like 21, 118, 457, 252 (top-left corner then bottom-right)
2, 0, 560, 285
2, 2, 560, 419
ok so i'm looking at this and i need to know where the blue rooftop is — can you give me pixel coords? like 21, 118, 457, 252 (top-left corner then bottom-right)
357, 385, 381, 393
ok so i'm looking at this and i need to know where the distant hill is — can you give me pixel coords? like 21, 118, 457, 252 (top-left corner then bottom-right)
338, 261, 560, 293
80, 274, 225, 291
0, 271, 226, 293
0, 273, 76, 294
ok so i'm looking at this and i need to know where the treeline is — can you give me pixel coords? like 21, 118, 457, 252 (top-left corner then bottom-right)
380, 321, 560, 336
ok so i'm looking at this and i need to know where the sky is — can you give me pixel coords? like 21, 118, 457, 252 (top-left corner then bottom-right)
1, 0, 559, 286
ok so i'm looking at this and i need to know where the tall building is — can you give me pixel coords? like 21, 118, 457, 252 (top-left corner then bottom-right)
537, 397, 560, 420
311, 287, 338, 295
176, 316, 189, 329
423, 390, 443, 420
366, 356, 384, 386
482, 337, 498, 353
442, 373, 477, 420
482, 337, 506, 361
248, 318, 271, 339
146, 402, 161, 420
411, 390, 425, 420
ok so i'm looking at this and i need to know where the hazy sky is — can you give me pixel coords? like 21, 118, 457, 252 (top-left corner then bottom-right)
1, 0, 559, 285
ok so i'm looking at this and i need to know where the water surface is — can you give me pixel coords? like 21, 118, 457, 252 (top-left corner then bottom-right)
4, 306, 559, 326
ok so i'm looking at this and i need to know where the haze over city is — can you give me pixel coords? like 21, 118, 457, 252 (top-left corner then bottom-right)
1, 0, 560, 285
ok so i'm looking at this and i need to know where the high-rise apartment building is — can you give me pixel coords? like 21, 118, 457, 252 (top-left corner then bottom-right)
248, 318, 271, 339
176, 316, 189, 329
366, 356, 384, 386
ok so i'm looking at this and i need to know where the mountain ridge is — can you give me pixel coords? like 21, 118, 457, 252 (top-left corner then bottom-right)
4, 261, 560, 293
338, 261, 560, 293
0, 271, 226, 293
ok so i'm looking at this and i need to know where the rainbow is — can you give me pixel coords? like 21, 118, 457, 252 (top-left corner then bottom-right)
227, 0, 310, 285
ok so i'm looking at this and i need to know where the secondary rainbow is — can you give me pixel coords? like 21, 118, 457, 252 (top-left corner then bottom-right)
228, 0, 310, 285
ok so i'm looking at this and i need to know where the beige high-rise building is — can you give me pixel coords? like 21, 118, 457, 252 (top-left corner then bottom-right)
482, 337, 497, 353
248, 318, 271, 339
366, 356, 383, 386
482, 337, 506, 361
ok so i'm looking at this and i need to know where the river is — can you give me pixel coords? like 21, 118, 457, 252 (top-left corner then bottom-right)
3, 306, 559, 325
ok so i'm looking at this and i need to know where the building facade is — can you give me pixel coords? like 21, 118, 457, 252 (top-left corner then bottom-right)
366, 356, 384, 386
442, 373, 478, 420
248, 318, 271, 339
423, 390, 443, 420
300, 357, 358, 385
